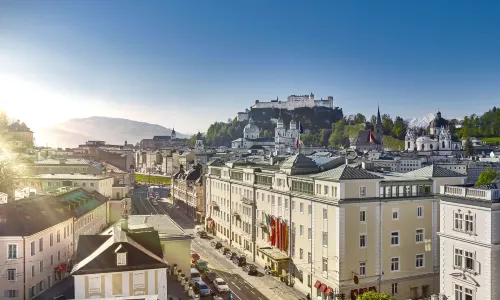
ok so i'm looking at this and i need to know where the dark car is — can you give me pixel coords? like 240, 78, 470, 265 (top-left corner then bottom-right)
197, 231, 208, 238
220, 247, 230, 255
193, 281, 212, 297
243, 264, 258, 275
225, 251, 237, 260
203, 271, 217, 283
232, 255, 246, 266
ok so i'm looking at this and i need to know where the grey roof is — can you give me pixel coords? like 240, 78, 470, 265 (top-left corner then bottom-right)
207, 158, 225, 166
311, 164, 383, 180
281, 153, 317, 170
405, 165, 464, 178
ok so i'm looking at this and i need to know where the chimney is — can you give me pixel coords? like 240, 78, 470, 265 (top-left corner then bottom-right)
120, 215, 129, 232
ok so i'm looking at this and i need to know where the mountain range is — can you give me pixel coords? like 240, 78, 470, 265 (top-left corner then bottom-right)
405, 113, 437, 128
35, 116, 188, 148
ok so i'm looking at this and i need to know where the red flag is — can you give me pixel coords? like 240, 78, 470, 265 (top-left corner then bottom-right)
276, 218, 280, 249
369, 130, 376, 143
283, 223, 288, 252
296, 139, 299, 148
270, 217, 276, 246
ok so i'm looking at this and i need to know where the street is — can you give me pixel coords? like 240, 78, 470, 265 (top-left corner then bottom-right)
131, 189, 302, 300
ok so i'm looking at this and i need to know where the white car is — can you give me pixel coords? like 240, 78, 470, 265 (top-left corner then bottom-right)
213, 278, 230, 293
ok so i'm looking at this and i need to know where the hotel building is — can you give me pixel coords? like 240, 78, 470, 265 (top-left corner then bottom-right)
205, 155, 465, 299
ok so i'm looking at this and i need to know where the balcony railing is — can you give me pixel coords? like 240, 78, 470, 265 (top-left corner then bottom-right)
440, 185, 500, 201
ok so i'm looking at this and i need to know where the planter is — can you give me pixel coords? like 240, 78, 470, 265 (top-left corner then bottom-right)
184, 282, 189, 291
188, 287, 193, 296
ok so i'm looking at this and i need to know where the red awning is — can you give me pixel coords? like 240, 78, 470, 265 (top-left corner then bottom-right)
319, 284, 327, 293
359, 288, 368, 295
369, 286, 377, 292
351, 289, 359, 299
55, 263, 66, 273
314, 280, 322, 289
324, 287, 333, 296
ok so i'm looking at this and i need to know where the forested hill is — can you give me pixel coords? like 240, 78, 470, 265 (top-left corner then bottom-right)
204, 107, 343, 147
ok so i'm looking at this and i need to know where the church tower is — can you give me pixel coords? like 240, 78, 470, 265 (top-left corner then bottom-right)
375, 105, 384, 149
194, 132, 204, 152
171, 128, 176, 140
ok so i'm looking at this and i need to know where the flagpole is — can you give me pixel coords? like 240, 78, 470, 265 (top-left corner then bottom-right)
298, 121, 301, 154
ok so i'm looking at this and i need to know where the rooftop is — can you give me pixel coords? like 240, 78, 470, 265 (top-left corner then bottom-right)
404, 165, 465, 178
34, 158, 90, 165
19, 173, 113, 180
440, 184, 500, 202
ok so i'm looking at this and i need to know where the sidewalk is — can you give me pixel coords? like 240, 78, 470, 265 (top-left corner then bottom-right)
203, 234, 307, 300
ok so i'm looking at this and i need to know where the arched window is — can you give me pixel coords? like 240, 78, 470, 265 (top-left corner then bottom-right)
407, 142, 410, 148
430, 144, 433, 150
421, 144, 425, 150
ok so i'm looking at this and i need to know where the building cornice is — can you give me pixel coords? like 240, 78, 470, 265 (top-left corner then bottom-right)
437, 232, 500, 250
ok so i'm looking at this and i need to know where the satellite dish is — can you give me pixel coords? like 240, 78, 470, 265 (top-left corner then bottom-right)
353, 275, 359, 284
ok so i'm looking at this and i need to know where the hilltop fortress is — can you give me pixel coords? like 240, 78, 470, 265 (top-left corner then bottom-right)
237, 93, 338, 121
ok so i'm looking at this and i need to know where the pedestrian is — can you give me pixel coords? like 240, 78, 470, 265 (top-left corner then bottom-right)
306, 293, 311, 300
228, 291, 233, 300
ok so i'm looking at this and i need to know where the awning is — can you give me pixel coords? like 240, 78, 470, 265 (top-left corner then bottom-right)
319, 284, 327, 293
359, 288, 368, 294
55, 263, 66, 272
324, 287, 333, 296
314, 280, 321, 289
368, 286, 377, 292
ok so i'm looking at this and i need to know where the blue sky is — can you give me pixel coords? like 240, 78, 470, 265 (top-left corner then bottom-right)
0, 0, 499, 134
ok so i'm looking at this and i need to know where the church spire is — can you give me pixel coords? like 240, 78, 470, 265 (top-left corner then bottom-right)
376, 104, 382, 125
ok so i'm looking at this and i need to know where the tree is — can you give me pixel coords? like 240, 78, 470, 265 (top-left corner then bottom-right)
370, 115, 377, 125
464, 137, 474, 157
328, 120, 347, 148
356, 291, 395, 300
354, 113, 366, 124
381, 114, 394, 135
391, 116, 407, 140
263, 130, 272, 138
475, 167, 499, 186
0, 119, 31, 193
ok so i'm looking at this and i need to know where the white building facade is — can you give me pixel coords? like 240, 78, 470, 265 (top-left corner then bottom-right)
438, 184, 500, 300
251, 93, 334, 110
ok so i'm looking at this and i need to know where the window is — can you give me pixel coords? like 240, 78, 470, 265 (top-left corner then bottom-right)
360, 234, 367, 248
308, 252, 312, 263
7, 269, 16, 281
415, 229, 424, 243
391, 283, 398, 296
390, 257, 400, 272
300, 203, 304, 214
89, 276, 101, 293
40, 260, 44, 272
57, 250, 60, 261
308, 228, 312, 240
322, 208, 327, 219
4, 290, 18, 298
391, 231, 400, 246
359, 262, 366, 276
291, 200, 295, 210
299, 248, 303, 259
322, 257, 328, 272
7, 244, 18, 259
30, 241, 35, 256
454, 248, 463, 268
300, 225, 304, 237
465, 214, 475, 233
31, 265, 35, 278
392, 208, 399, 220
57, 230, 60, 243
322, 232, 328, 247
417, 206, 424, 218
50, 233, 53, 247
117, 253, 127, 266
39, 238, 43, 252
416, 254, 424, 268
454, 248, 476, 272
455, 284, 473, 300
308, 204, 312, 215
324, 185, 328, 196
50, 255, 53, 265
359, 186, 366, 197
454, 211, 463, 230
360, 208, 366, 222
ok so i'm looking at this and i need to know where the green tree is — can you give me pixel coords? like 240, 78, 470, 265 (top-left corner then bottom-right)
391, 116, 406, 139
370, 115, 377, 125
354, 113, 366, 124
328, 120, 346, 148
263, 130, 272, 138
300, 133, 314, 146
356, 291, 395, 300
464, 137, 474, 157
475, 167, 499, 186
381, 114, 394, 135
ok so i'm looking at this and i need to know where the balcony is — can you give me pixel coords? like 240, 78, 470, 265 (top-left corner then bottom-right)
231, 210, 240, 218
241, 197, 253, 205
259, 220, 267, 228
440, 185, 500, 201
211, 201, 219, 209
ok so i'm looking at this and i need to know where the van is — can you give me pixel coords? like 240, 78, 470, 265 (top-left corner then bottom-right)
190, 268, 202, 283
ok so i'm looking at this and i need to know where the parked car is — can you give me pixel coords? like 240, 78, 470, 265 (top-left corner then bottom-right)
195, 260, 209, 272
220, 247, 230, 255
242, 264, 258, 276
191, 251, 201, 263
213, 278, 230, 293
193, 281, 212, 297
225, 251, 237, 260
203, 270, 217, 283
197, 231, 208, 238
232, 255, 246, 266
214, 242, 223, 249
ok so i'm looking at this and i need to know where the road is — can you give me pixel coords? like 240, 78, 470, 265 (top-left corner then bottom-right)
131, 188, 272, 300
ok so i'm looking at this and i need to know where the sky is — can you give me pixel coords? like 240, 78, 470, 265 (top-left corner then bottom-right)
1, 0, 499, 135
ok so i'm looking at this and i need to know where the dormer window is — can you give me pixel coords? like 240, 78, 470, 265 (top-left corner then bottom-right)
117, 253, 127, 266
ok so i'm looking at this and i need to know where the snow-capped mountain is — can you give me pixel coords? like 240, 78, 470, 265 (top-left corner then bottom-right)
406, 113, 436, 128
